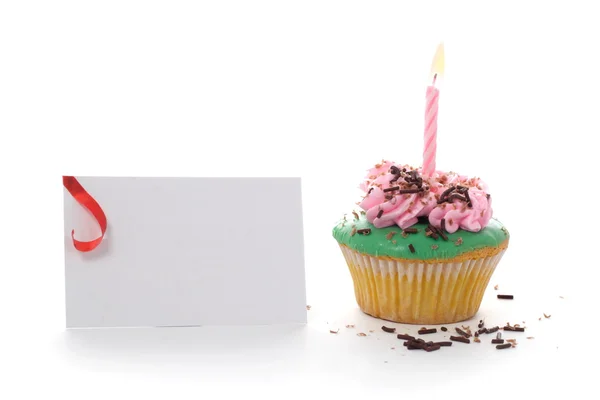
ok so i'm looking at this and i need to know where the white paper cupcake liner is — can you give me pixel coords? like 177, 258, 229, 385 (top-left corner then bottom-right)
339, 244, 506, 324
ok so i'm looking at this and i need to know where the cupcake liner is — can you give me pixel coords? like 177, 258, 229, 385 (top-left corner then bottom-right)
339, 244, 506, 324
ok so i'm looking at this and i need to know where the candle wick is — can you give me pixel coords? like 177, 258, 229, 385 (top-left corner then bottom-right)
432, 73, 437, 86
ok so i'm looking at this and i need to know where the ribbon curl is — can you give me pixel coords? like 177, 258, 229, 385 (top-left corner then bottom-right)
63, 176, 107, 252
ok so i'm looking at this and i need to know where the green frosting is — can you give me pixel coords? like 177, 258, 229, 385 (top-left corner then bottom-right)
332, 213, 509, 260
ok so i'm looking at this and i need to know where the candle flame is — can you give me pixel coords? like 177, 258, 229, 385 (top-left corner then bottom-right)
430, 42, 445, 82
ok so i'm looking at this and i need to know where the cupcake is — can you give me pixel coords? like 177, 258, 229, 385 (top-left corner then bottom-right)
332, 161, 509, 324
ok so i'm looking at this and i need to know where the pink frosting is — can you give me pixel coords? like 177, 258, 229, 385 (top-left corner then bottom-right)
358, 161, 493, 232
428, 187, 492, 233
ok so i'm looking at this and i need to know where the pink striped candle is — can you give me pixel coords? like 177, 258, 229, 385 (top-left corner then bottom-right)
423, 79, 439, 177
422, 43, 444, 178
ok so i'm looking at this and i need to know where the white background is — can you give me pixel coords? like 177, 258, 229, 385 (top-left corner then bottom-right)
1, 0, 598, 398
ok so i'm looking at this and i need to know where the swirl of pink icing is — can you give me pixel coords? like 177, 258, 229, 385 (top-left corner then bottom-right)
358, 161, 493, 232
428, 187, 492, 233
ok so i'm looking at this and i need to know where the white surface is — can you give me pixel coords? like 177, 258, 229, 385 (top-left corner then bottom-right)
1, 0, 599, 398
64, 177, 306, 327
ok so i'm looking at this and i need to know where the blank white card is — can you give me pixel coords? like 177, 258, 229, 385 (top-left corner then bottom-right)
64, 177, 307, 328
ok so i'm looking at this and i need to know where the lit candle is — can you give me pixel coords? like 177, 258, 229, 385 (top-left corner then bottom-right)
423, 43, 444, 178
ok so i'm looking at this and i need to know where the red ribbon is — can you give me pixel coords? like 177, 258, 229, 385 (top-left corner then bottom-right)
63, 176, 107, 252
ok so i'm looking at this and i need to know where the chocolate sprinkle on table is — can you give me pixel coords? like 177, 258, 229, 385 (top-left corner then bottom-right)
397, 334, 416, 341
408, 244, 416, 253
497, 294, 514, 300
434, 341, 452, 347
440, 327, 448, 332
478, 320, 484, 329
424, 344, 441, 352
496, 343, 512, 350
381, 326, 396, 333
455, 327, 471, 338
450, 336, 470, 344
418, 328, 437, 335
492, 339, 504, 344
487, 326, 499, 334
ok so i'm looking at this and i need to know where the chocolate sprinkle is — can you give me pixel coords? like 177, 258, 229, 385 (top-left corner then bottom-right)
425, 226, 439, 240
376, 209, 383, 219
487, 326, 499, 334
514, 327, 525, 332
450, 336, 470, 344
403, 227, 418, 234
367, 188, 374, 195
464, 190, 473, 207
397, 333, 416, 341
434, 341, 452, 347
455, 327, 471, 338
352, 211, 359, 220
496, 343, 512, 350
438, 224, 448, 241
448, 193, 467, 203
478, 320, 484, 329
381, 326, 396, 333
383, 186, 400, 193
497, 294, 514, 300
398, 188, 423, 194
389, 166, 401, 175
428, 224, 445, 240
440, 327, 448, 332
440, 185, 456, 198
408, 244, 416, 253
491, 339, 504, 344
418, 328, 437, 335
424, 344, 441, 352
